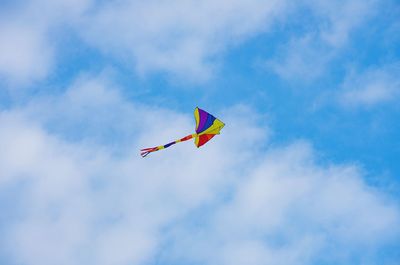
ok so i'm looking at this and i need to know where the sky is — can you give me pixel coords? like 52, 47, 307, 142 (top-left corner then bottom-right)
0, 0, 399, 265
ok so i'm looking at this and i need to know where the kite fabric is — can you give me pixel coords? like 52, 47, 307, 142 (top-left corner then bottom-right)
140, 107, 225, 157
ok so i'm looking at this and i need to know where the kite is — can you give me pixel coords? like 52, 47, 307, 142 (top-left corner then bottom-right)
140, 107, 225, 157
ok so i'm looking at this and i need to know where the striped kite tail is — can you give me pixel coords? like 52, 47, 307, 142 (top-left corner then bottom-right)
140, 133, 197, 157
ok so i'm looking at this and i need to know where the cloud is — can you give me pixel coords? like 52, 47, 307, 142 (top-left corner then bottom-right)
265, 34, 333, 82
0, 21, 53, 85
1, 0, 395, 89
338, 63, 400, 107
1, 74, 399, 265
265, 0, 378, 81
0, 0, 290, 85
0, 0, 91, 86
79, 0, 289, 82
308, 0, 377, 47
0, 0, 386, 86
163, 143, 399, 265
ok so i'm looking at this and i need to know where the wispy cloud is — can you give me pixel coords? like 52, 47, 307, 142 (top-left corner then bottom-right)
79, 0, 289, 82
338, 63, 400, 107
0, 0, 90, 86
265, 0, 378, 81
0, 21, 53, 85
0, 0, 290, 85
265, 34, 333, 82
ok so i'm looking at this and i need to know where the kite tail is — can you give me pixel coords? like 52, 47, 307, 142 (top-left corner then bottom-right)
140, 133, 197, 157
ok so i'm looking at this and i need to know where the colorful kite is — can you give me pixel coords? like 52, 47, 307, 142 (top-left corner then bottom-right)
140, 107, 225, 157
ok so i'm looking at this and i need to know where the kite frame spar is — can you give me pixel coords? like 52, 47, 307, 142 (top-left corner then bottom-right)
140, 107, 225, 157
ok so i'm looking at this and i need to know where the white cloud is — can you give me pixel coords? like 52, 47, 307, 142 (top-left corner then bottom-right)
161, 143, 400, 265
265, 0, 378, 81
309, 0, 377, 47
0, 0, 91, 85
265, 34, 333, 82
0, 0, 289, 85
339, 63, 400, 107
80, 0, 289, 81
0, 74, 399, 265
0, 0, 385, 86
0, 22, 53, 85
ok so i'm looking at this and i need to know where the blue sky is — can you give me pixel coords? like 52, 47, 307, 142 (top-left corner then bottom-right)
0, 1, 399, 265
